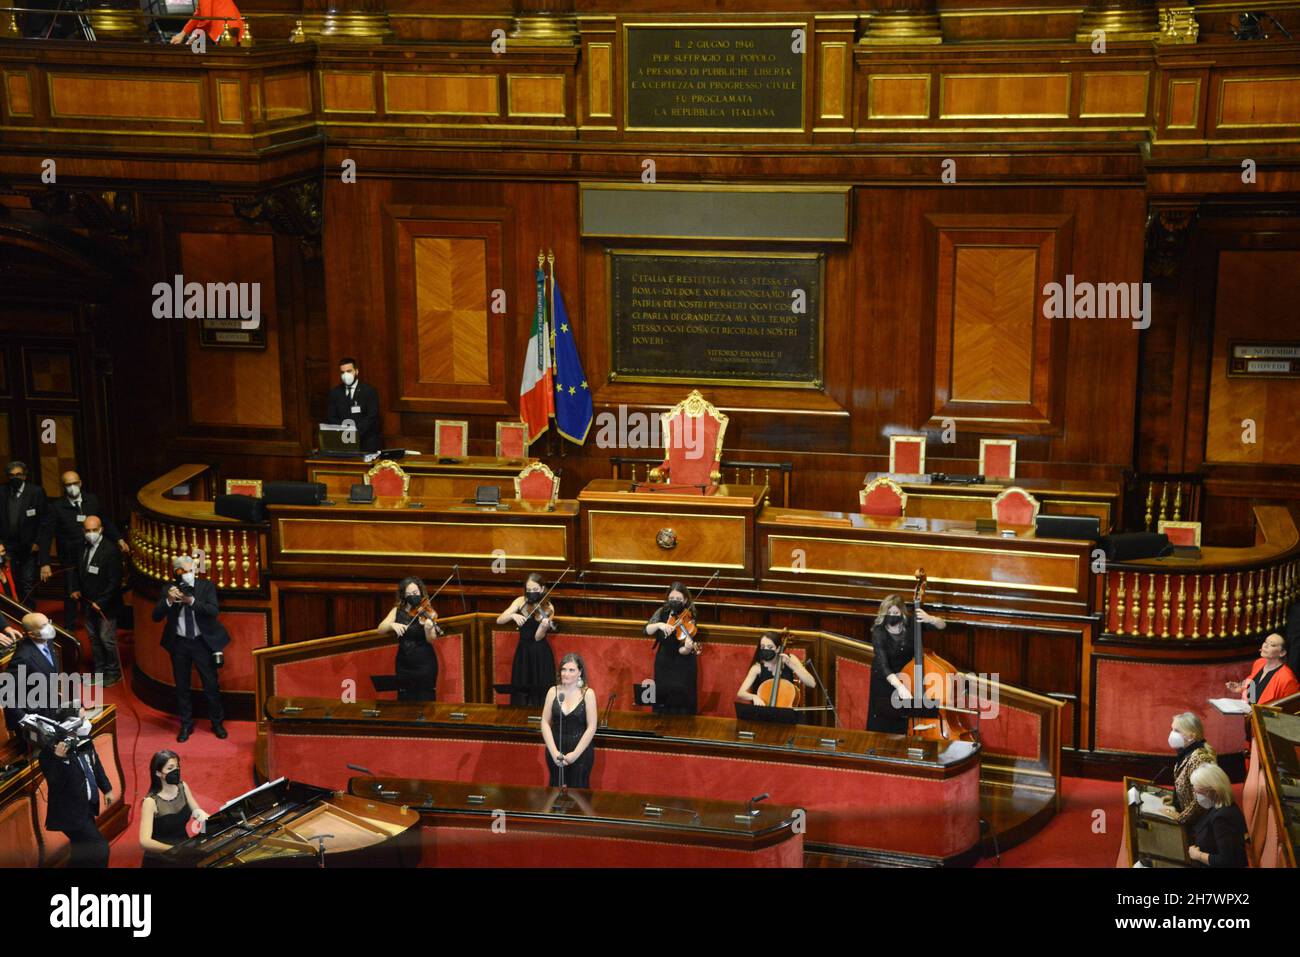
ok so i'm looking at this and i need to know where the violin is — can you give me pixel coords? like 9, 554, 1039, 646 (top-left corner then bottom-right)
891, 569, 978, 742
663, 569, 719, 657
520, 567, 570, 627
755, 628, 803, 708
403, 568, 460, 639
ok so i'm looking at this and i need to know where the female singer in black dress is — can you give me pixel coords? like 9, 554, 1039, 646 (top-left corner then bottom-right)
866, 593, 946, 733
497, 572, 557, 708
540, 653, 597, 788
736, 632, 816, 706
644, 581, 699, 715
139, 750, 208, 867
377, 576, 440, 701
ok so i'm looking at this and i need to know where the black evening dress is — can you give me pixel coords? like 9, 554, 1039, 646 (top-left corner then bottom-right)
648, 604, 698, 715
511, 614, 555, 708
747, 661, 799, 700
867, 620, 922, 734
394, 607, 438, 701
547, 693, 596, 788
141, 789, 191, 868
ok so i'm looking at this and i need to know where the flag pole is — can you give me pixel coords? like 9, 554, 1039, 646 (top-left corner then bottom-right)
547, 248, 565, 459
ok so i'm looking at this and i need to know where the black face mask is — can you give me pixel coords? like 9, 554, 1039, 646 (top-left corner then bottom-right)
164, 769, 181, 785
668, 599, 686, 614
405, 593, 422, 607
7, 475, 22, 489
886, 615, 904, 629
758, 647, 777, 662
525, 591, 543, 603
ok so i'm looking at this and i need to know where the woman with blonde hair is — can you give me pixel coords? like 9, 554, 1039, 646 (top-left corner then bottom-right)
1187, 763, 1247, 867
867, 593, 945, 733
1162, 711, 1216, 824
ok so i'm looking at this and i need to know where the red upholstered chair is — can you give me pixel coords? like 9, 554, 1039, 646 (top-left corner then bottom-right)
434, 420, 468, 458
365, 459, 410, 497
1158, 520, 1202, 547
859, 476, 907, 517
889, 435, 926, 475
514, 462, 559, 503
496, 421, 529, 460
993, 487, 1040, 526
979, 439, 1017, 480
649, 390, 729, 488
224, 479, 262, 497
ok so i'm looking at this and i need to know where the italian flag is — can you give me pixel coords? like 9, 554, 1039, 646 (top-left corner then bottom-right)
519, 264, 554, 442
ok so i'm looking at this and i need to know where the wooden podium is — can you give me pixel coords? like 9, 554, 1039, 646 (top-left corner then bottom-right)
577, 478, 766, 584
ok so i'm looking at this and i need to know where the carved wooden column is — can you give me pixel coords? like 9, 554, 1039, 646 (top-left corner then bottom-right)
510, 0, 578, 45
88, 0, 146, 39
301, 0, 392, 42
859, 0, 942, 45
1077, 0, 1159, 41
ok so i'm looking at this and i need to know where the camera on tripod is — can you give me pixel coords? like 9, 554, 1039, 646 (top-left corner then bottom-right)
18, 709, 93, 755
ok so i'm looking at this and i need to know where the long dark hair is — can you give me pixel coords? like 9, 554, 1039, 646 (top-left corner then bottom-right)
665, 580, 693, 610
751, 631, 782, 666
525, 572, 545, 590
396, 576, 426, 608
147, 749, 179, 796
556, 652, 591, 694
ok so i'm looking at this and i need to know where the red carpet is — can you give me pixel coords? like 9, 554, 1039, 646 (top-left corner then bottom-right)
47, 601, 1162, 868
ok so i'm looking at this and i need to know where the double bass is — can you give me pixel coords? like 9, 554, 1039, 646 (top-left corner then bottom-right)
892, 570, 979, 742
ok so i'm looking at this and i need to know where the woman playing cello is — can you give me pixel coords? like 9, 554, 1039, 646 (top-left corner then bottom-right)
736, 631, 816, 707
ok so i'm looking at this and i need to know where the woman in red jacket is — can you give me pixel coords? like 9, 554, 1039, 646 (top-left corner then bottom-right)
1226, 632, 1300, 706
170, 0, 244, 44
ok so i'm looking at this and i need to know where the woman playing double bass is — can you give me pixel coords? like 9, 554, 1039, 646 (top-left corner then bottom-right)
736, 631, 816, 707
644, 581, 699, 715
497, 572, 558, 708
866, 593, 946, 734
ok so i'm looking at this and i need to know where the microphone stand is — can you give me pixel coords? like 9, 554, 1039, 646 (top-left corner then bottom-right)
600, 693, 616, 729
556, 689, 567, 793
802, 657, 838, 728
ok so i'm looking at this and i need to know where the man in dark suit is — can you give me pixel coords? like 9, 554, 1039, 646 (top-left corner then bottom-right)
71, 516, 124, 687
325, 356, 381, 453
38, 709, 114, 868
152, 554, 230, 742
38, 470, 126, 632
3, 612, 63, 734
1, 461, 50, 605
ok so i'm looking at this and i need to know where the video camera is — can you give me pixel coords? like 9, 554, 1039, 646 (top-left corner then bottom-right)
17, 709, 94, 755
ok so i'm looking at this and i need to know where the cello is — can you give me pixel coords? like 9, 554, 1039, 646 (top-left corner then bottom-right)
756, 629, 803, 709
892, 570, 979, 742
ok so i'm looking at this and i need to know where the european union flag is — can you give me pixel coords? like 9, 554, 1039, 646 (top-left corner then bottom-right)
551, 276, 592, 444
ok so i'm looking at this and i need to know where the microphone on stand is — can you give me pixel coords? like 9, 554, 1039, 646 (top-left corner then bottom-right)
746, 792, 770, 816
802, 657, 838, 727
556, 690, 567, 793
600, 693, 616, 728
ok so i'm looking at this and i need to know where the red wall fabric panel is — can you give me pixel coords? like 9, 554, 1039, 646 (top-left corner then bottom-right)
1093, 657, 1249, 755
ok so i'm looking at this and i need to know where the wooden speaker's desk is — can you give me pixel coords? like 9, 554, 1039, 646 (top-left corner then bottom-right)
867, 473, 1120, 531
306, 455, 535, 501
578, 479, 767, 585
348, 776, 804, 867
266, 496, 578, 577
262, 696, 981, 864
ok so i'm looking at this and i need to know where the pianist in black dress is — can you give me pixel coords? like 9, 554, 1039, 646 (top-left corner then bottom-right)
378, 577, 441, 701
497, 572, 557, 708
1187, 763, 1249, 867
866, 593, 946, 734
644, 581, 699, 715
139, 750, 208, 867
540, 653, 597, 788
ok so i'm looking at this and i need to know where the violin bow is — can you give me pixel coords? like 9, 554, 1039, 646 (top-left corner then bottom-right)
531, 566, 572, 612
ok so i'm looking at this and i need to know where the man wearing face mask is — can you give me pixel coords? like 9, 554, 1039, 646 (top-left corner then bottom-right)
866, 593, 946, 734
152, 555, 231, 742
39, 705, 115, 868
38, 470, 126, 632
326, 357, 381, 453
71, 516, 124, 687
3, 613, 65, 735
0, 461, 50, 606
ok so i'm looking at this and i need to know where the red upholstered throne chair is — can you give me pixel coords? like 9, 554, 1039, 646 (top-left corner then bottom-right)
889, 435, 926, 475
859, 476, 907, 517
979, 439, 1017, 480
434, 420, 468, 458
992, 487, 1040, 526
648, 390, 729, 488
496, 421, 529, 460
515, 462, 560, 503
1158, 520, 1202, 547
365, 459, 410, 497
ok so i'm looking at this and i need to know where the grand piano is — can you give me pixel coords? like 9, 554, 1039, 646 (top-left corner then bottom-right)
158, 778, 420, 868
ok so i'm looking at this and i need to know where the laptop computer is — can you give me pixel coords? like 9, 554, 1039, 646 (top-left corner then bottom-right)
316, 423, 362, 457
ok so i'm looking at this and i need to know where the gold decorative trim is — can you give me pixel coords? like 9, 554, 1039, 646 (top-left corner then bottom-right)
382, 72, 500, 117
514, 461, 560, 504
867, 74, 932, 120
1165, 78, 1201, 130
587, 41, 613, 119
979, 438, 1018, 479
215, 78, 243, 125
506, 73, 567, 119
1079, 71, 1150, 118
364, 459, 411, 496
858, 11, 943, 45
223, 478, 263, 497
819, 41, 850, 121
318, 11, 393, 42
888, 435, 927, 474
320, 70, 378, 115
939, 72, 1072, 120
509, 13, 579, 46
275, 518, 568, 561
587, 508, 747, 569
47, 73, 204, 123
1158, 6, 1200, 44
1216, 76, 1300, 130
2, 70, 34, 118
992, 486, 1042, 524
433, 420, 469, 458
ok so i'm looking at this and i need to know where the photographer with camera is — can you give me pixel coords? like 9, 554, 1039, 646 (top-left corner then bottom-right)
152, 555, 229, 743
35, 705, 115, 868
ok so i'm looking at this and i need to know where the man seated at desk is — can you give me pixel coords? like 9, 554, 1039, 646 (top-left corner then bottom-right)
326, 356, 381, 453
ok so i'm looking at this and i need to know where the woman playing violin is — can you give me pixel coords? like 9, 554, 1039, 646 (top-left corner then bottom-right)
497, 572, 557, 708
377, 576, 440, 701
644, 581, 699, 715
736, 632, 816, 707
867, 593, 945, 734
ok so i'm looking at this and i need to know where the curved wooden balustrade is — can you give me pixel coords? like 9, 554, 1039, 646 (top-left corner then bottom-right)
130, 464, 265, 592
1097, 505, 1300, 640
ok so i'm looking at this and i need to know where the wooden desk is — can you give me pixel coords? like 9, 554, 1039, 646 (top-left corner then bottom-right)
266, 496, 578, 577
758, 507, 1094, 615
1119, 776, 1191, 868
262, 696, 982, 864
578, 479, 767, 585
867, 473, 1120, 532
1250, 702, 1300, 868
348, 776, 804, 867
306, 455, 534, 502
